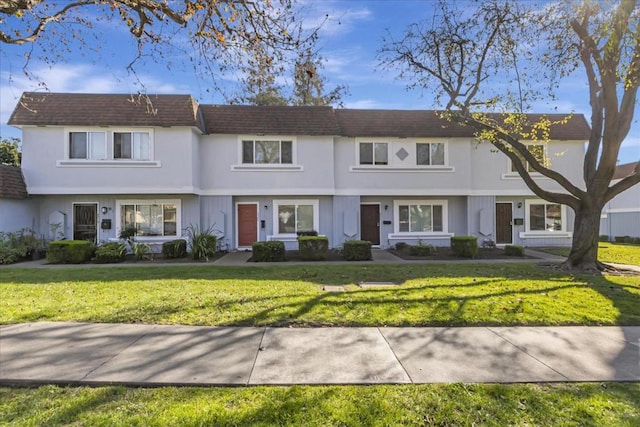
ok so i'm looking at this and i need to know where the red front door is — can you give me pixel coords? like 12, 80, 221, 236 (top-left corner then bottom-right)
237, 204, 258, 248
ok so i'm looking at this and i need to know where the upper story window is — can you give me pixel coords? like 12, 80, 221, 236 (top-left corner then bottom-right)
69, 132, 106, 160
416, 143, 445, 166
242, 139, 292, 164
114, 132, 150, 160
359, 142, 388, 165
511, 144, 545, 172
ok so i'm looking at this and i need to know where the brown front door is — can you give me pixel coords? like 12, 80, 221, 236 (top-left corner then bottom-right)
73, 203, 97, 242
496, 203, 513, 244
360, 204, 380, 245
237, 203, 258, 248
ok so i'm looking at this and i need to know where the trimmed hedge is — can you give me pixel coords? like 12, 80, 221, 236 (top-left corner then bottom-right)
395, 242, 408, 251
95, 242, 127, 263
252, 241, 286, 262
504, 244, 525, 257
343, 240, 372, 261
162, 239, 187, 259
451, 236, 478, 259
47, 240, 93, 264
599, 235, 610, 242
296, 230, 318, 237
409, 244, 434, 256
298, 236, 329, 261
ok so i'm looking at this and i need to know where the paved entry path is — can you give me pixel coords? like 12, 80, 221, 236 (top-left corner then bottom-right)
1, 322, 638, 386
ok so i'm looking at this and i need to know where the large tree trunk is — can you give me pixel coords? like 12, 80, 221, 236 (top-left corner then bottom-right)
563, 204, 604, 272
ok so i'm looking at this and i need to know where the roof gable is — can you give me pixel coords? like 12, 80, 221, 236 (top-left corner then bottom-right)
8, 92, 203, 130
0, 165, 28, 199
614, 162, 639, 180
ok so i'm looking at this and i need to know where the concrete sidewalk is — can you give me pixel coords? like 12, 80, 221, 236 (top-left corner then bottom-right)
1, 322, 638, 386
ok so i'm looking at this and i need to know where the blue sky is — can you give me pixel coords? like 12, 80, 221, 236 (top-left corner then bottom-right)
1, 0, 638, 165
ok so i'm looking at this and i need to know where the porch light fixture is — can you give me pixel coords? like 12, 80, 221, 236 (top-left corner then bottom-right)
264, 205, 268, 210
384, 205, 389, 211
101, 207, 109, 215
517, 202, 523, 209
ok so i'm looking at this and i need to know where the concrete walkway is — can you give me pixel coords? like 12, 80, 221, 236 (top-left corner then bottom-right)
1, 322, 638, 386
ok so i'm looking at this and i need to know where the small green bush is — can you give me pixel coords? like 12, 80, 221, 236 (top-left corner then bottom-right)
504, 244, 525, 257
614, 236, 632, 243
162, 239, 187, 258
451, 236, 478, 259
252, 241, 286, 262
0, 243, 21, 264
47, 240, 93, 264
395, 242, 408, 251
343, 240, 372, 261
633, 237, 640, 245
598, 235, 610, 242
95, 242, 127, 263
296, 230, 318, 237
409, 244, 433, 256
298, 236, 329, 261
185, 224, 217, 261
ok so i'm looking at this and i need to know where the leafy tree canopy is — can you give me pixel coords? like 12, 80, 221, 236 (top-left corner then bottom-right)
0, 137, 21, 166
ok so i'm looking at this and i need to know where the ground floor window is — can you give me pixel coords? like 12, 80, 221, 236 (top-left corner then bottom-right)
273, 199, 319, 235
526, 200, 564, 232
117, 199, 180, 237
394, 200, 447, 234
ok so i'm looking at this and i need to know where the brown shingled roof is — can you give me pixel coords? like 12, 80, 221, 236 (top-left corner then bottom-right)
0, 165, 28, 199
614, 162, 639, 179
201, 105, 340, 135
8, 92, 203, 130
334, 110, 591, 140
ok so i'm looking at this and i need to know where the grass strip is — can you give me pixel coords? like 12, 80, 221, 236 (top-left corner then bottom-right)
2, 263, 639, 326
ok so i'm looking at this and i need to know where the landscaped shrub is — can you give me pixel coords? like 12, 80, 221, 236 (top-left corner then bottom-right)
0, 241, 21, 264
47, 240, 93, 264
162, 239, 187, 259
298, 236, 329, 261
296, 230, 318, 237
614, 235, 633, 243
252, 241, 286, 262
409, 244, 434, 256
599, 235, 610, 242
395, 242, 408, 251
185, 224, 218, 261
343, 240, 372, 261
451, 236, 478, 259
95, 242, 127, 263
504, 244, 525, 257
633, 237, 640, 245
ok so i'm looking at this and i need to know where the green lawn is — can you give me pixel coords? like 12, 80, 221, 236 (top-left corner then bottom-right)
2, 263, 639, 326
537, 242, 640, 266
1, 383, 638, 426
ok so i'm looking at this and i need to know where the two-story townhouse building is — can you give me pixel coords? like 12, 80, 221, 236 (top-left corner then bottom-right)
7, 92, 591, 250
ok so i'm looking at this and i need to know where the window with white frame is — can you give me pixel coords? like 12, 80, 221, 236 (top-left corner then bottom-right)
527, 201, 563, 232
118, 200, 179, 237
242, 139, 293, 164
395, 201, 447, 233
359, 142, 388, 165
114, 132, 151, 160
273, 200, 318, 235
69, 132, 106, 160
416, 143, 445, 165
511, 144, 545, 172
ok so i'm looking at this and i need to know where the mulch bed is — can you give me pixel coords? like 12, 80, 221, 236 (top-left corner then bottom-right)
388, 247, 534, 261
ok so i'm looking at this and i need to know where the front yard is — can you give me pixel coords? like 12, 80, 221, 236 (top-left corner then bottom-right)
2, 261, 639, 425
1, 263, 639, 326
